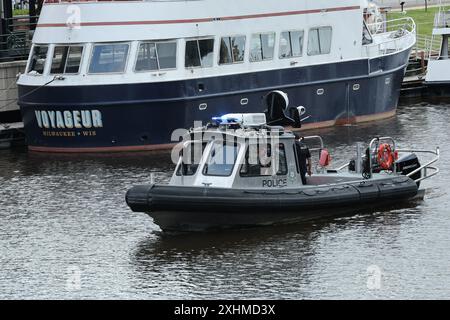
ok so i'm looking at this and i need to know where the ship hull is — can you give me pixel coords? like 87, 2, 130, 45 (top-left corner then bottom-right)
18, 49, 410, 152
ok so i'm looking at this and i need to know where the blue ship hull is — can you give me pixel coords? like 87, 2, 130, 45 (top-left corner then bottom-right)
18, 49, 410, 152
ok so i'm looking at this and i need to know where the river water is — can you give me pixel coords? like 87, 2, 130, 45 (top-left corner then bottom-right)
0, 103, 449, 299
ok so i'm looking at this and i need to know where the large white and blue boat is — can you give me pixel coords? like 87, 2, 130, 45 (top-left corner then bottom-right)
17, 0, 416, 152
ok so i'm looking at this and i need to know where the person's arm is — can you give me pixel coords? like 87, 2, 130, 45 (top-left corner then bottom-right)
306, 148, 312, 176
307, 157, 312, 176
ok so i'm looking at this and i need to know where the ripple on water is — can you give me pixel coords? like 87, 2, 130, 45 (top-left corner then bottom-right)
0, 104, 450, 299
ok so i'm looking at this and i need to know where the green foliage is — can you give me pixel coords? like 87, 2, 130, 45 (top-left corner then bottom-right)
13, 9, 30, 16
388, 6, 450, 36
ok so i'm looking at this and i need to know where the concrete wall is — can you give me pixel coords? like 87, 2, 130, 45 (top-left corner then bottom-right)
0, 60, 27, 114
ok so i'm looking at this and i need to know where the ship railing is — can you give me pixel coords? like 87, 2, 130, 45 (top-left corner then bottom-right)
363, 17, 416, 59
301, 135, 327, 172
396, 147, 440, 183
368, 137, 397, 175
333, 137, 439, 184
434, 10, 450, 28
0, 15, 38, 62
414, 34, 441, 60
426, 36, 448, 61
301, 136, 325, 154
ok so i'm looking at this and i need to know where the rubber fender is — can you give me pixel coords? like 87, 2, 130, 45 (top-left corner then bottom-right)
126, 185, 154, 212
351, 181, 380, 201
378, 177, 418, 199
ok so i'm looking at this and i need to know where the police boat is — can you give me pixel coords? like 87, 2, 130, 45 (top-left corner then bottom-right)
126, 100, 439, 232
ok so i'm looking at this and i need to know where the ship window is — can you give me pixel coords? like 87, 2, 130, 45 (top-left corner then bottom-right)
51, 45, 84, 74
89, 43, 129, 74
65, 46, 84, 73
280, 30, 304, 58
203, 142, 240, 177
157, 42, 177, 69
307, 27, 332, 56
219, 36, 246, 64
185, 39, 214, 68
176, 142, 208, 176
27, 45, 48, 74
240, 143, 288, 177
250, 33, 275, 62
135, 41, 177, 71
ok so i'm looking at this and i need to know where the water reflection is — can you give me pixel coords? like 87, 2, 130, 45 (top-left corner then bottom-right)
131, 201, 428, 299
0, 104, 449, 299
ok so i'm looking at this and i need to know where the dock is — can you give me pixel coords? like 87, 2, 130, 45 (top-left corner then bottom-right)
0, 122, 26, 149
400, 74, 428, 104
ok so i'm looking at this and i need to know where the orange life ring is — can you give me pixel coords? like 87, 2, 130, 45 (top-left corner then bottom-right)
377, 143, 394, 170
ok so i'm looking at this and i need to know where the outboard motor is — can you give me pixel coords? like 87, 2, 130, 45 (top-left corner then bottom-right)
351, 147, 421, 185
264, 90, 306, 128
396, 153, 421, 186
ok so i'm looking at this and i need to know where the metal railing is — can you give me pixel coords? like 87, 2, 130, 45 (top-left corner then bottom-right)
368, 137, 397, 175
434, 10, 450, 28
366, 17, 416, 35
0, 16, 38, 62
415, 34, 441, 56
302, 135, 328, 173
302, 135, 324, 154
333, 137, 439, 184
397, 147, 440, 183
363, 17, 416, 58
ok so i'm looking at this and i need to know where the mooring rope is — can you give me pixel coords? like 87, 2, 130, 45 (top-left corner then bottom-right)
0, 75, 59, 126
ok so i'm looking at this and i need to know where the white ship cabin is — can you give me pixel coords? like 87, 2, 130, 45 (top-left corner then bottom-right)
425, 5, 450, 84
19, 0, 415, 87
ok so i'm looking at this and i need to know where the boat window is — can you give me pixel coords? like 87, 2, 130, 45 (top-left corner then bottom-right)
219, 36, 246, 64
280, 30, 304, 58
240, 143, 288, 177
89, 43, 129, 74
50, 45, 84, 74
27, 45, 48, 74
250, 33, 275, 62
307, 27, 332, 56
185, 39, 214, 68
176, 142, 207, 176
203, 142, 240, 177
66, 46, 84, 73
135, 41, 177, 71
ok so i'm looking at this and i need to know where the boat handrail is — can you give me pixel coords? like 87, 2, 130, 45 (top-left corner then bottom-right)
434, 10, 450, 29
368, 136, 397, 175
301, 135, 325, 156
396, 147, 440, 183
363, 17, 416, 59
366, 17, 416, 35
335, 163, 350, 171
331, 139, 439, 184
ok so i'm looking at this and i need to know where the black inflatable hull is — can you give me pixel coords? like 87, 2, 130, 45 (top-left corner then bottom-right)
126, 177, 419, 232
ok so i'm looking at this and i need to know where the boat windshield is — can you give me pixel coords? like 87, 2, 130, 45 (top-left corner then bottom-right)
27, 45, 48, 74
240, 142, 288, 177
176, 141, 207, 176
203, 141, 240, 177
